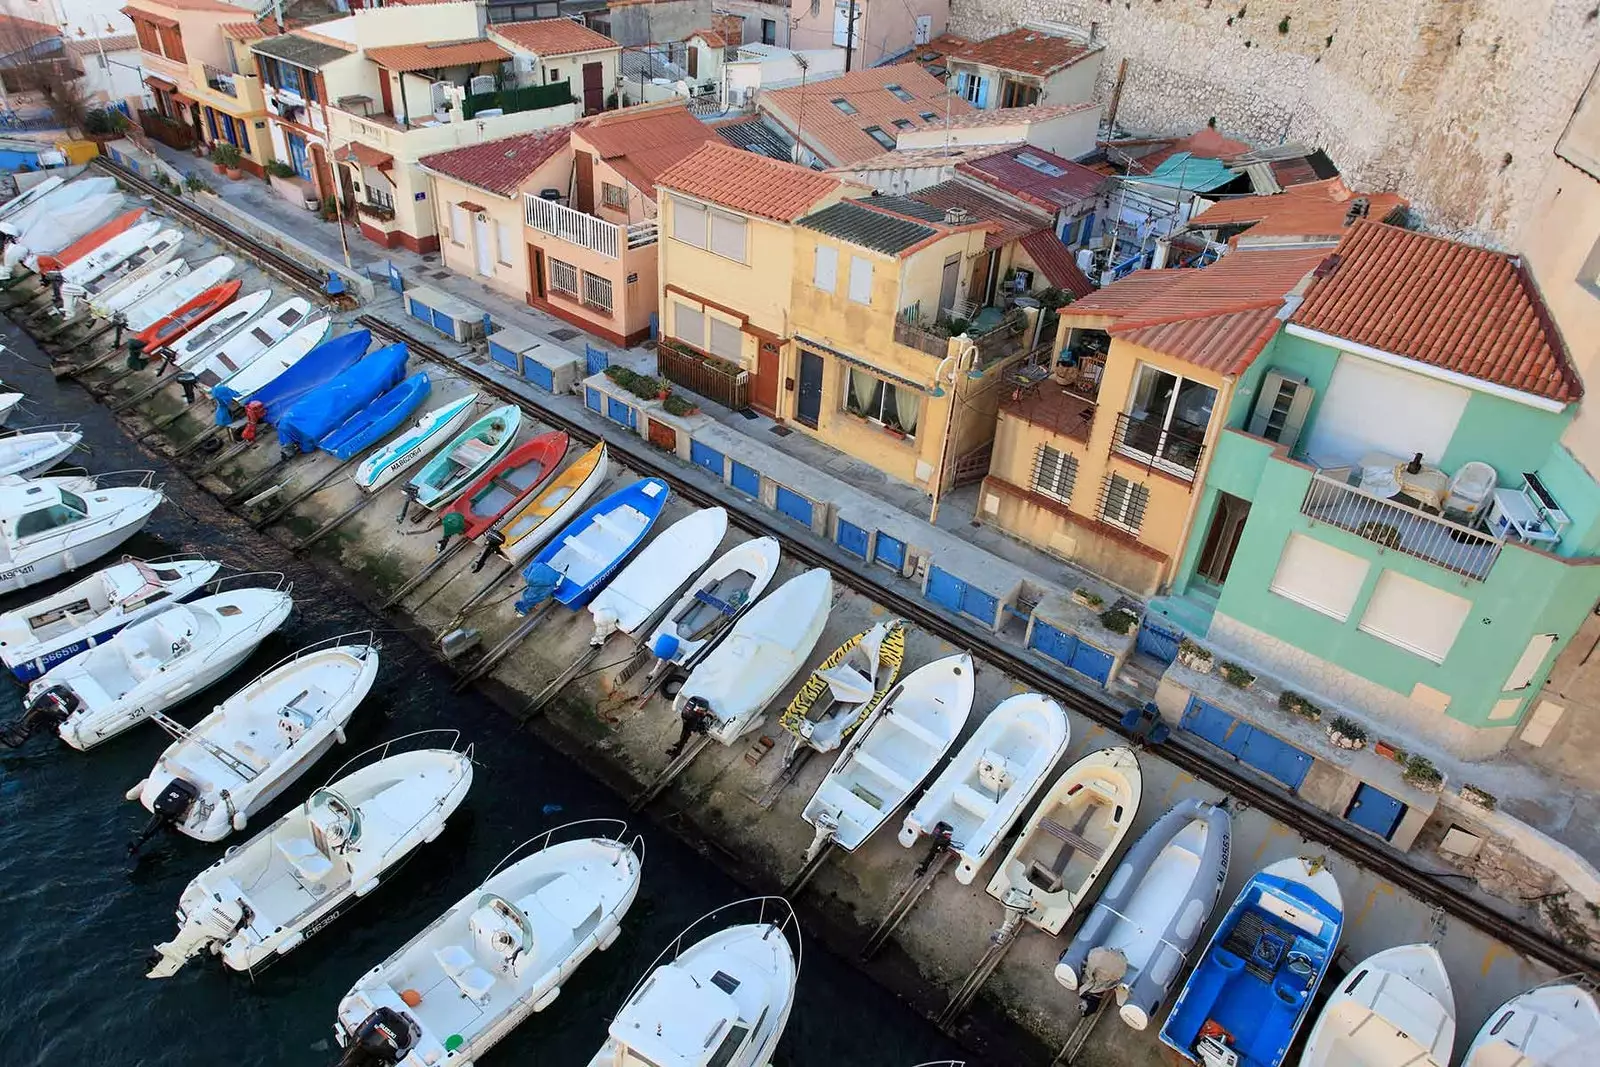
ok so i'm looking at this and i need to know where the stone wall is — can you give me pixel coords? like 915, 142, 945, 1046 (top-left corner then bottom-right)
949, 0, 1600, 247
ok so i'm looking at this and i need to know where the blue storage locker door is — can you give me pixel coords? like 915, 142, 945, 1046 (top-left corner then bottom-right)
431, 308, 455, 336
1029, 620, 1079, 665
1068, 641, 1114, 685
1237, 729, 1313, 790
875, 533, 906, 571
488, 340, 518, 371
775, 486, 813, 526
962, 585, 999, 626
1136, 617, 1182, 664
524, 359, 554, 392
730, 461, 760, 497
1181, 697, 1244, 755
926, 566, 964, 612
690, 440, 725, 478
836, 519, 869, 558
606, 395, 636, 429
584, 386, 604, 414
408, 296, 431, 324
1345, 783, 1408, 840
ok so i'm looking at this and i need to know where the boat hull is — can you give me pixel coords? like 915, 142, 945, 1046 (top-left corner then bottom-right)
496, 441, 608, 564
0, 487, 163, 595
355, 394, 479, 493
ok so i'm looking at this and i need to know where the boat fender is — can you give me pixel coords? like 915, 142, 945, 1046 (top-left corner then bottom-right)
400, 989, 422, 1007
533, 986, 561, 1013
231, 811, 247, 832
599, 925, 621, 951
651, 632, 679, 660
591, 607, 619, 646
126, 779, 147, 802
355, 877, 381, 896
334, 726, 346, 745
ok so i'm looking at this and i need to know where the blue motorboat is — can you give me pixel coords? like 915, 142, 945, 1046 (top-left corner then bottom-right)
213, 328, 371, 425
276, 342, 410, 454
514, 477, 670, 615
1159, 856, 1344, 1066
318, 370, 432, 461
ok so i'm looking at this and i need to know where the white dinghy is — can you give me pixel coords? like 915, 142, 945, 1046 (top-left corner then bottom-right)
985, 746, 1142, 935
91, 255, 189, 319
0, 555, 220, 682
801, 652, 976, 861
1, 176, 112, 234
356, 393, 479, 494
209, 313, 329, 396
671, 567, 832, 747
1301, 943, 1455, 1067
1463, 982, 1600, 1066
128, 633, 381, 846
643, 536, 780, 673
334, 819, 644, 1066
56, 219, 159, 288
588, 897, 800, 1067
147, 730, 474, 979
587, 506, 728, 645
898, 692, 1068, 884
121, 255, 235, 334
1, 575, 294, 751
65, 229, 183, 318
157, 288, 271, 365
0, 425, 81, 478
186, 297, 312, 387
0, 470, 164, 595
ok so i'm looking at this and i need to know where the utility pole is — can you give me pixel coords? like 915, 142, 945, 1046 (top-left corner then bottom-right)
843, 0, 856, 72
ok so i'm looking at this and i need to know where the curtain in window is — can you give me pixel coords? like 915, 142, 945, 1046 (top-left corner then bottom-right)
846, 367, 881, 418
884, 383, 918, 436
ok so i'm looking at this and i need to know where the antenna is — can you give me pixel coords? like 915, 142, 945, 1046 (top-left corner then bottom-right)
791, 52, 809, 165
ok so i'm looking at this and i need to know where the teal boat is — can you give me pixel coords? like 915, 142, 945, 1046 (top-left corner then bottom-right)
405, 403, 522, 513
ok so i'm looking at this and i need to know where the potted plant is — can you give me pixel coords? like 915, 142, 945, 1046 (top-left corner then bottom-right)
210, 142, 243, 179
662, 394, 699, 417
1072, 587, 1103, 609
1177, 638, 1214, 673
1278, 690, 1321, 721
1402, 754, 1444, 791
1098, 607, 1137, 635
1219, 661, 1255, 689
1327, 715, 1367, 749
1460, 783, 1497, 810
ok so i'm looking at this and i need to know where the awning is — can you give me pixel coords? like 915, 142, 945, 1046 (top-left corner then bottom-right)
144, 74, 176, 92
123, 7, 178, 27
795, 334, 933, 394
458, 201, 486, 213
334, 141, 394, 171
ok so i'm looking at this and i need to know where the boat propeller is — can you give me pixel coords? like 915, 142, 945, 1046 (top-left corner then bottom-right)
128, 777, 200, 857
336, 1007, 422, 1067
0, 685, 80, 748
470, 530, 504, 573
666, 696, 715, 758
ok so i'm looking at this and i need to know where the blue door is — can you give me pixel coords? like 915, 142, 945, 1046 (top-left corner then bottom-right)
836, 519, 869, 559
730, 461, 759, 497
962, 585, 999, 627
431, 309, 455, 337
287, 132, 310, 181
387, 261, 404, 294
584, 386, 603, 414
488, 340, 518, 371
875, 533, 906, 572
1182, 698, 1247, 757
523, 359, 554, 391
1029, 620, 1078, 665
606, 395, 636, 429
1345, 783, 1407, 840
1181, 698, 1312, 790
1136, 617, 1182, 664
1067, 641, 1114, 685
408, 296, 431, 324
925, 566, 964, 613
775, 486, 813, 527
585, 344, 608, 377
690, 440, 725, 478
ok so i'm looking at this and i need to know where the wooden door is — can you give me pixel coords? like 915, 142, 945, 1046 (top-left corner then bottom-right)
938, 253, 960, 317
967, 248, 994, 305
528, 245, 546, 301
752, 341, 779, 416
582, 61, 604, 115
379, 72, 393, 118
574, 151, 594, 213
687, 47, 698, 79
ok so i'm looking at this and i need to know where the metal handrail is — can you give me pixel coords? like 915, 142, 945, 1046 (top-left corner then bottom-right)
228, 628, 377, 694
1111, 410, 1206, 477
323, 727, 465, 787
203, 569, 292, 595
83, 469, 160, 490
1, 421, 82, 437
486, 818, 644, 881
1301, 471, 1502, 580
616, 895, 804, 1011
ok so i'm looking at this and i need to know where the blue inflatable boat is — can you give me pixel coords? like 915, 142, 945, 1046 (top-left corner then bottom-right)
318, 369, 432, 461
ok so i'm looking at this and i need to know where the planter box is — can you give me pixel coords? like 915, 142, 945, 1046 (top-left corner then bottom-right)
1177, 648, 1213, 673
1326, 728, 1365, 750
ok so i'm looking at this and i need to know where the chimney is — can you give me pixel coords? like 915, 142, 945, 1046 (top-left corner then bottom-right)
943, 206, 971, 225
1343, 197, 1369, 226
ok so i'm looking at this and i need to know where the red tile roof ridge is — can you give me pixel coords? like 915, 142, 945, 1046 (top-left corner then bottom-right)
655, 141, 845, 221
1112, 296, 1285, 333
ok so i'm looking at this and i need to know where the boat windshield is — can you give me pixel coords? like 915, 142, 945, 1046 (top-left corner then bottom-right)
59, 490, 88, 514
704, 1023, 751, 1067
15, 499, 86, 539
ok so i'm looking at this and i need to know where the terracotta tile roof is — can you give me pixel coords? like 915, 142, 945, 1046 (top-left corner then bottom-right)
419, 125, 572, 197
957, 144, 1105, 211
220, 16, 290, 40
1127, 127, 1251, 175
1187, 179, 1409, 244
948, 28, 1098, 76
837, 141, 1017, 174
65, 35, 138, 55
1018, 229, 1094, 297
910, 180, 1044, 248
126, 0, 252, 13
575, 106, 716, 198
761, 64, 973, 166
1292, 221, 1581, 402
365, 38, 510, 72
492, 18, 617, 56
334, 141, 394, 170
657, 141, 842, 222
931, 101, 1097, 131
684, 27, 726, 47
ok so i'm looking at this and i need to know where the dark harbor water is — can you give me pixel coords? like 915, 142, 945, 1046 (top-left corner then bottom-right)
0, 321, 973, 1067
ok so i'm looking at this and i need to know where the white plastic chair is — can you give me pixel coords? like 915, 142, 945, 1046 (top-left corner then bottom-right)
1445, 461, 1498, 520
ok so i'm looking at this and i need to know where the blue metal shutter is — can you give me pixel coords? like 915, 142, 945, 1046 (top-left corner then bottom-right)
1136, 617, 1182, 664
606, 395, 636, 429
585, 343, 609, 377
1181, 698, 1244, 755
730, 461, 760, 497
585, 386, 603, 414
690, 440, 725, 478
956, 73, 970, 99
926, 566, 964, 612
488, 340, 518, 371
1345, 784, 1407, 840
524, 359, 554, 392
1029, 620, 1079, 665
408, 296, 431, 324
431, 309, 454, 336
961, 585, 999, 626
836, 519, 869, 558
775, 486, 813, 526
976, 77, 990, 107
875, 533, 906, 571
1238, 729, 1313, 790
1068, 641, 1114, 685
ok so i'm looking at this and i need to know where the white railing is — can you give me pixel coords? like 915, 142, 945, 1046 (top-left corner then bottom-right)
525, 195, 620, 258
626, 220, 659, 249
582, 272, 613, 314
549, 257, 578, 298
1301, 472, 1502, 581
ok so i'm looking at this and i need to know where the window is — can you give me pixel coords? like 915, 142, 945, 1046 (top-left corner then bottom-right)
919, 110, 937, 121
761, 18, 776, 44
845, 368, 919, 437
548, 67, 560, 83
1015, 151, 1067, 176
277, 61, 303, 98
1099, 473, 1149, 534
582, 271, 613, 313
847, 255, 873, 305
830, 97, 857, 115
706, 1023, 752, 1067
449, 204, 468, 246
671, 196, 708, 248
134, 18, 159, 53
709, 317, 742, 361
813, 244, 837, 292
1358, 570, 1472, 664
601, 182, 627, 209
1032, 445, 1077, 504
832, 0, 859, 46
1269, 532, 1370, 621
1001, 80, 1040, 108
364, 185, 393, 210
16, 493, 85, 539
709, 211, 747, 262
885, 83, 913, 102
863, 126, 895, 149
959, 74, 984, 103
1119, 364, 1216, 474
549, 256, 578, 297
673, 301, 705, 348
496, 221, 514, 265
892, 118, 914, 129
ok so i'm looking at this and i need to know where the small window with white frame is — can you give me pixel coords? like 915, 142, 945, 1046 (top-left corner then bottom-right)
496, 221, 514, 265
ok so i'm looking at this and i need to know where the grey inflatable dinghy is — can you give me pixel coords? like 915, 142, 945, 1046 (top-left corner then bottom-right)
1054, 796, 1231, 1030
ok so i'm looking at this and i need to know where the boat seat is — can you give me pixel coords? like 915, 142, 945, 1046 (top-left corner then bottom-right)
589, 512, 635, 541
560, 536, 606, 564
126, 649, 163, 680
849, 750, 913, 795
451, 965, 497, 1002
450, 439, 495, 468
277, 835, 333, 883
533, 873, 600, 931
435, 943, 476, 977
885, 710, 942, 749
1038, 817, 1104, 860
952, 783, 1000, 818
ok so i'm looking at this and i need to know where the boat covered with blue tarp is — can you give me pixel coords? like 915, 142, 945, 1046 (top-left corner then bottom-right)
318, 369, 431, 461
275, 343, 410, 454
213, 328, 371, 425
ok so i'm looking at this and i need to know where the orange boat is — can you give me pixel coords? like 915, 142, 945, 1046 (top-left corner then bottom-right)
34, 207, 146, 274
439, 430, 570, 544
135, 279, 243, 352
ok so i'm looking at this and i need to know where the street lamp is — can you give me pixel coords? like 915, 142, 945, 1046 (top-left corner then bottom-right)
927, 341, 982, 525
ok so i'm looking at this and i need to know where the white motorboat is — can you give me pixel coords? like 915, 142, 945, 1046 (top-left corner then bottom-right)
121, 255, 235, 334
985, 746, 1143, 935
187, 298, 313, 387
147, 732, 474, 978
93, 257, 190, 319
0, 191, 122, 273
672, 567, 832, 746
898, 692, 1068, 884
56, 219, 159, 288
588, 897, 800, 1067
588, 506, 727, 645
356, 392, 478, 494
0, 175, 64, 222
1301, 943, 1455, 1067
0, 426, 80, 478
644, 536, 780, 672
208, 313, 330, 395
334, 820, 644, 1066
158, 288, 271, 364
0, 392, 21, 427
801, 652, 976, 860
0, 555, 220, 682
66, 229, 183, 318
3, 577, 294, 751
1463, 982, 1600, 1066
128, 633, 381, 845
0, 470, 164, 595
1, 176, 113, 234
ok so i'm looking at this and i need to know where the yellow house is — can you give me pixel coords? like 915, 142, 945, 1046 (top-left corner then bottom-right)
787, 195, 1041, 495
980, 248, 1328, 594
186, 19, 280, 176
654, 141, 857, 418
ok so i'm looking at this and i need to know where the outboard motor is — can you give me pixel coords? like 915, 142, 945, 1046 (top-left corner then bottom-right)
666, 695, 715, 757
337, 1007, 421, 1067
435, 510, 466, 554
128, 777, 200, 856
241, 399, 266, 443
470, 529, 503, 573
0, 684, 81, 747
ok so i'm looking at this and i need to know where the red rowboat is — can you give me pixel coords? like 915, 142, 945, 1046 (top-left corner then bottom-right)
35, 207, 146, 273
440, 430, 570, 542
135, 279, 243, 352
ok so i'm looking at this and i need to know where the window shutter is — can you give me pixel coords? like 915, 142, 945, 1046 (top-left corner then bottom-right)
976, 77, 990, 107
496, 222, 514, 264
450, 204, 468, 241
956, 72, 970, 99
674, 302, 705, 348
709, 317, 742, 361
1504, 634, 1558, 690
813, 244, 838, 292
848, 255, 873, 304
1268, 532, 1370, 622
709, 211, 747, 262
1358, 570, 1472, 664
672, 197, 708, 247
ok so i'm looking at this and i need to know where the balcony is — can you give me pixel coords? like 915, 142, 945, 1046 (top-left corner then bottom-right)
1301, 471, 1502, 581
525, 195, 656, 260
204, 63, 239, 97
894, 310, 949, 356
1000, 375, 1096, 443
657, 339, 749, 411
138, 108, 194, 150
1112, 411, 1206, 480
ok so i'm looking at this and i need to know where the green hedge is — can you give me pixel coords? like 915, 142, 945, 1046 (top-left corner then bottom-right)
461, 80, 575, 119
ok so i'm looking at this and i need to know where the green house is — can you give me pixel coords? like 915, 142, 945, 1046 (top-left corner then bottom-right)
1159, 222, 1600, 759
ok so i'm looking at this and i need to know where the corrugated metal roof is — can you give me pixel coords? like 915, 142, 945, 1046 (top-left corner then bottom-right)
859, 194, 947, 223
251, 32, 349, 68
798, 200, 936, 255
910, 181, 1044, 248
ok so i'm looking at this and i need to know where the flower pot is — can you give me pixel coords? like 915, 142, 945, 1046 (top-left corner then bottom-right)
1374, 741, 1398, 760
657, 389, 670, 401
225, 167, 243, 180
213, 162, 227, 175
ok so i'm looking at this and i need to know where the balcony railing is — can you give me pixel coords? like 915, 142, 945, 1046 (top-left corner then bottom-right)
894, 307, 948, 356
526, 195, 621, 258
626, 221, 659, 249
1112, 410, 1206, 480
658, 339, 749, 411
356, 199, 395, 222
203, 63, 239, 97
137, 108, 194, 149
1301, 471, 1502, 581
